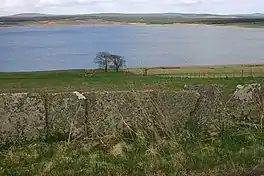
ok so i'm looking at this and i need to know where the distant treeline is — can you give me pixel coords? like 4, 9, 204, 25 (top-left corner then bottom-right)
0, 15, 99, 26
183, 17, 264, 25
101, 16, 264, 25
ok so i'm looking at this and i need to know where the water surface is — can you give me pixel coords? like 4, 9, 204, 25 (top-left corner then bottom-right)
1, 25, 264, 72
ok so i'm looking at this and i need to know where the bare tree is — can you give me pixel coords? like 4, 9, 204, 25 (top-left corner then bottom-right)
94, 52, 112, 72
94, 52, 126, 72
110, 54, 126, 72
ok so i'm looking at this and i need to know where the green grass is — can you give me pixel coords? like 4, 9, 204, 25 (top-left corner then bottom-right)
128, 64, 264, 77
1, 69, 264, 175
1, 119, 264, 175
0, 69, 263, 95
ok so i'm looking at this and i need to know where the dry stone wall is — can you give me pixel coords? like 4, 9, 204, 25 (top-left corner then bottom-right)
0, 84, 263, 146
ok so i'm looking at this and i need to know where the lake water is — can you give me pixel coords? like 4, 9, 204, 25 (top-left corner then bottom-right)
1, 25, 264, 72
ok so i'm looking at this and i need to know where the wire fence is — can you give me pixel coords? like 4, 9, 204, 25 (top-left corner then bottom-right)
128, 66, 264, 78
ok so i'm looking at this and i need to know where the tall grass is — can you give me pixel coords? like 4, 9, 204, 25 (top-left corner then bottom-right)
1, 119, 264, 175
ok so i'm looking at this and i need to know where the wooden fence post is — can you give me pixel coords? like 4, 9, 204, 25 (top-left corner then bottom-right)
143, 68, 148, 76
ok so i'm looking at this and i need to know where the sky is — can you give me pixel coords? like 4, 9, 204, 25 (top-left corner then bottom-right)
0, 0, 263, 16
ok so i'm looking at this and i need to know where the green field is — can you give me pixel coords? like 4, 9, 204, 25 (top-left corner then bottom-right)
1, 67, 264, 175
127, 64, 264, 77
0, 67, 263, 95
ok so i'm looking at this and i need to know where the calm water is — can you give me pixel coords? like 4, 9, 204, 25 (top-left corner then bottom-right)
1, 25, 264, 72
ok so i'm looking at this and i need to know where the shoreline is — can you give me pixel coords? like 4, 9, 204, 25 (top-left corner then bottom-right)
1, 19, 263, 29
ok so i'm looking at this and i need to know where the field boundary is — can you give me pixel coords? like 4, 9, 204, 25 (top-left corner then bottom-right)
125, 64, 264, 77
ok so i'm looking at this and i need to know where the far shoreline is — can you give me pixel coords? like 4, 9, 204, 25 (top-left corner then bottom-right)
1, 19, 264, 29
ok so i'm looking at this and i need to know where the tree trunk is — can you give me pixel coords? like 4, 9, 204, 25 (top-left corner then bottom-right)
105, 63, 108, 72
116, 67, 119, 72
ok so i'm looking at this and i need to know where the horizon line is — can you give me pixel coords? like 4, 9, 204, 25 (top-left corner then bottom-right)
2, 12, 264, 17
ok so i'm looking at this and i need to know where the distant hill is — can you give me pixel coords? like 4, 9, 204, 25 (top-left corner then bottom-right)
8, 13, 53, 17
90, 13, 234, 18
5, 12, 264, 19
238, 13, 264, 18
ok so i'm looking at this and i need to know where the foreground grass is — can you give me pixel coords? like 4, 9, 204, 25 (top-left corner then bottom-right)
1, 120, 264, 176
0, 69, 263, 95
1, 69, 264, 175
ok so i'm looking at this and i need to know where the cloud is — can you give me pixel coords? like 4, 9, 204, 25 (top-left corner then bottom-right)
0, 0, 263, 16
180, 0, 202, 5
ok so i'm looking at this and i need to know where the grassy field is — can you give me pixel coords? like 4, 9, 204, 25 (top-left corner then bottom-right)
1, 66, 264, 175
0, 67, 263, 95
127, 64, 264, 77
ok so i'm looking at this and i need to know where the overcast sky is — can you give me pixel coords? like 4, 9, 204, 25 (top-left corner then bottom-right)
0, 0, 263, 16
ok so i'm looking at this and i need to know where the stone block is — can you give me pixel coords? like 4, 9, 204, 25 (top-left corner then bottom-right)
0, 93, 45, 145
225, 84, 263, 126
48, 92, 86, 140
150, 90, 200, 123
84, 91, 154, 137
183, 84, 224, 123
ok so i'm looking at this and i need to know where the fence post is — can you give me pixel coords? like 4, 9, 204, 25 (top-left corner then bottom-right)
143, 68, 148, 76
